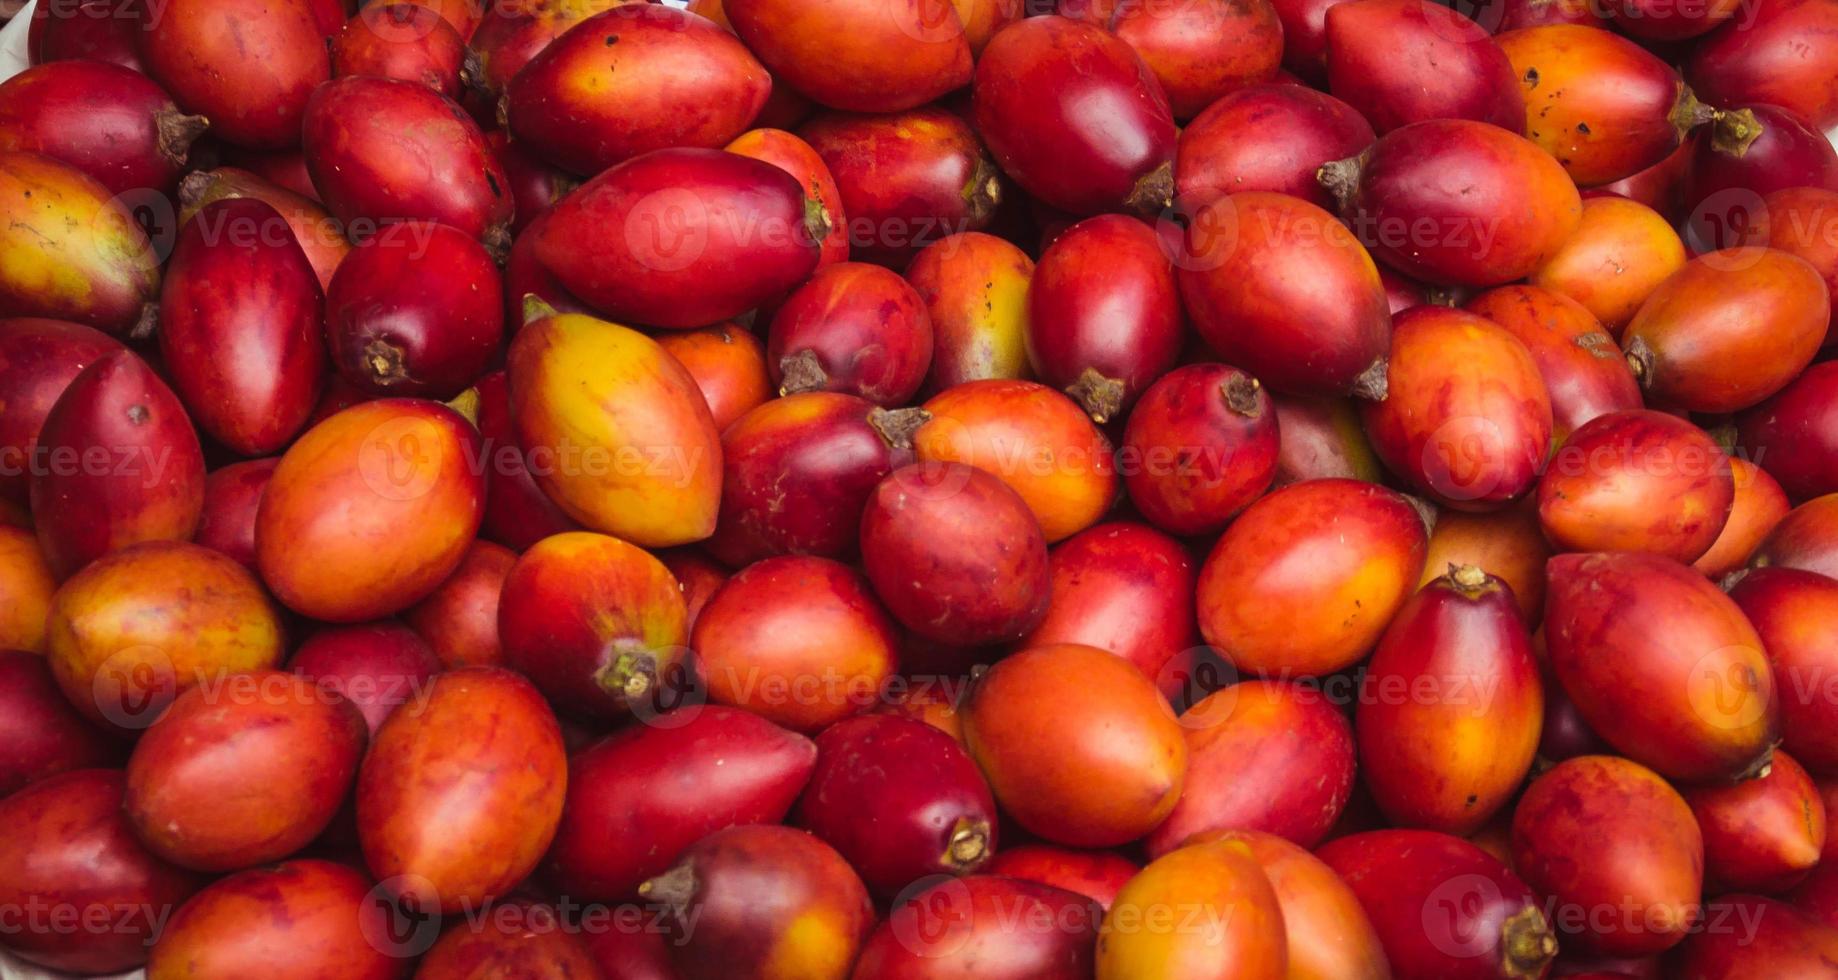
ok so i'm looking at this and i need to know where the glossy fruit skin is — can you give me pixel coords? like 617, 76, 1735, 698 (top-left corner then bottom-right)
535, 147, 823, 328
709, 392, 917, 567
1199, 478, 1428, 676
1512, 755, 1703, 956
1329, 119, 1582, 287
1686, 749, 1824, 894
1148, 680, 1356, 854
158, 197, 327, 455
1269, 392, 1387, 486
357, 667, 566, 913
545, 704, 816, 901
290, 621, 442, 735
1123, 364, 1279, 536
1545, 551, 1778, 782
403, 540, 514, 670
302, 77, 512, 250
473, 370, 581, 552
1179, 191, 1391, 397
852, 874, 1102, 979
1466, 285, 1639, 440
986, 846, 1140, 912
1174, 83, 1376, 213
498, 532, 685, 723
139, 0, 330, 149
1694, 458, 1790, 580
145, 859, 404, 980
0, 317, 121, 506
506, 5, 768, 176
1319, 829, 1557, 980
1621, 248, 1830, 414
470, 0, 643, 94
642, 824, 875, 980
124, 670, 367, 872
725, 127, 850, 271
415, 900, 603, 979
727, 0, 970, 114
1729, 567, 1838, 772
859, 462, 1050, 646
1017, 522, 1196, 682
1113, 0, 1283, 120
1744, 187, 1838, 336
963, 643, 1185, 847
692, 555, 898, 731
178, 166, 351, 290
31, 350, 205, 578
914, 380, 1118, 543
1026, 215, 1181, 423
1528, 196, 1686, 336
1683, 106, 1838, 253
656, 322, 773, 433
1673, 894, 1838, 979
0, 152, 161, 335
1538, 410, 1735, 562
1739, 362, 1838, 502
907, 232, 1034, 392
0, 61, 204, 196
1095, 839, 1288, 980
1359, 568, 1543, 834
1186, 830, 1393, 980
767, 262, 934, 407
1362, 306, 1553, 510
973, 16, 1177, 217
325, 222, 503, 400
331, 3, 466, 96
256, 400, 485, 622
507, 309, 722, 547
0, 651, 122, 797
1325, 0, 1524, 134
799, 107, 1000, 267
1752, 495, 1838, 580
0, 770, 203, 974
1686, 0, 1838, 131
1420, 500, 1551, 624
0, 527, 55, 653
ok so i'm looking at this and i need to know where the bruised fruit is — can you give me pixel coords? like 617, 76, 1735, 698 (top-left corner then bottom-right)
0, 60, 206, 196
1173, 83, 1376, 213
1418, 501, 1552, 624
853, 875, 1102, 979
139, 0, 330, 149
1684, 749, 1824, 894
767, 262, 934, 407
1123, 364, 1279, 536
290, 621, 442, 735
1465, 283, 1640, 439
1017, 521, 1197, 682
1728, 567, 1838, 773
1694, 458, 1791, 580
403, 539, 514, 669
1529, 195, 1686, 335
655, 322, 773, 433
145, 859, 402, 980
0, 317, 122, 505
0, 152, 160, 336
1538, 410, 1734, 562
0, 650, 123, 796
1095, 839, 1287, 980
1324, 0, 1524, 134
726, 0, 972, 113
906, 232, 1034, 391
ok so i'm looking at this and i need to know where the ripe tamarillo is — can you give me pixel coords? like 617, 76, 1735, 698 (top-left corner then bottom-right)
655, 322, 773, 433
177, 166, 350, 290
0, 651, 123, 795
725, 127, 850, 270
1729, 567, 1838, 773
0, 61, 207, 196
0, 152, 160, 336
469, 0, 643, 95
1018, 522, 1198, 682
1686, 0, 1838, 131
1740, 362, 1838, 505
726, 0, 972, 113
766, 263, 934, 407
145, 860, 402, 980
1174, 83, 1376, 213
1684, 749, 1825, 895
139, 0, 330, 149
1695, 458, 1791, 581
1186, 830, 1391, 980
330, 4, 468, 97
854, 875, 1102, 979
1538, 410, 1735, 562
1122, 364, 1280, 537
1465, 284, 1641, 440
1095, 840, 1288, 980
0, 318, 122, 506
1529, 196, 1686, 335
1324, 0, 1524, 134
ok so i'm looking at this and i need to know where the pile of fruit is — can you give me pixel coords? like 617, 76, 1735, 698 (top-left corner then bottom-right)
1, 0, 1837, 975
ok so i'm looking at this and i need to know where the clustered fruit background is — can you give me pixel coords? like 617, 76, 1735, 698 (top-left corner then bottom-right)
0, 0, 1836, 975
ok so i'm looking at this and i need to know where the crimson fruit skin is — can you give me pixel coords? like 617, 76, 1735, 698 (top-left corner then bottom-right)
709, 392, 918, 568
138, 0, 330, 150
1609, 0, 1740, 38
1109, 0, 1283, 121
1544, 551, 1779, 783
0, 60, 204, 196
534, 147, 823, 329
725, 127, 851, 271
1685, 0, 1838, 132
1673, 894, 1838, 978
1174, 83, 1376, 213
1464, 283, 1642, 441
505, 4, 769, 177
986, 845, 1140, 912
0, 317, 122, 506
853, 875, 1103, 979
158, 197, 328, 456
543, 705, 817, 902
641, 824, 875, 980
858, 462, 1051, 647
302, 76, 513, 250
177, 164, 351, 291
1122, 363, 1280, 537
330, 3, 468, 97
1537, 409, 1735, 563
0, 152, 161, 336
1145, 679, 1356, 855
290, 621, 442, 736
1328, 118, 1582, 287
794, 714, 998, 899
1728, 567, 1838, 773
487, 132, 576, 239
1025, 214, 1182, 424
414, 900, 604, 979
1317, 829, 1558, 980
1684, 749, 1825, 895
402, 539, 515, 670
1752, 494, 1838, 580
0, 650, 123, 798
725, 0, 972, 114
1686, 102, 1838, 252
1744, 187, 1838, 344
30, 349, 205, 579
497, 531, 689, 724
1016, 521, 1197, 683
973, 16, 1177, 217
29, 0, 148, 71
1324, 0, 1525, 134
1511, 755, 1704, 957
1179, 191, 1391, 398
1361, 306, 1554, 511
767, 262, 935, 407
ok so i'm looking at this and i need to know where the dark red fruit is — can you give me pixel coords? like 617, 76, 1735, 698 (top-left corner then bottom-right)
487, 132, 577, 237
767, 262, 934, 407
1017, 521, 1197, 682
1465, 284, 1642, 440
852, 875, 1103, 979
1684, 104, 1838, 254
404, 539, 515, 669
1686, 0, 1838, 132
1728, 567, 1838, 773
473, 369, 582, 551
1685, 749, 1824, 894
1752, 494, 1838, 580
139, 0, 330, 149
0, 317, 121, 506
1122, 363, 1279, 536
1672, 894, 1838, 978
415, 900, 603, 979
0, 60, 206, 196
331, 3, 468, 96
1324, 0, 1524, 133
0, 651, 122, 798
1174, 83, 1375, 213
290, 621, 443, 736
29, 0, 148, 72
1538, 410, 1735, 562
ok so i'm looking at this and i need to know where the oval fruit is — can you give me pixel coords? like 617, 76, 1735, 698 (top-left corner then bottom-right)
1728, 567, 1838, 773
1684, 749, 1824, 894
1174, 83, 1376, 213
402, 540, 514, 670
0, 152, 160, 337
1325, 0, 1524, 134
1096, 839, 1287, 980
0, 317, 121, 506
906, 231, 1034, 391
0, 60, 206, 195
853, 875, 1102, 979
1123, 363, 1279, 536
655, 322, 774, 433
1529, 195, 1686, 335
290, 621, 442, 735
1538, 410, 1734, 562
1465, 283, 1641, 440
145, 859, 401, 980
0, 650, 122, 796
727, 0, 972, 113
1017, 521, 1197, 682
139, 0, 330, 148
767, 262, 934, 407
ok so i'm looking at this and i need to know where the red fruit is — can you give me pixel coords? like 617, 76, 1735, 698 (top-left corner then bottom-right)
1017, 521, 1197, 682
859, 462, 1051, 646
1686, 0, 1838, 131
1191, 830, 1392, 980
1318, 829, 1558, 979
655, 322, 774, 433
30, 350, 205, 578
1325, 0, 1524, 134
1729, 567, 1838, 772
767, 262, 934, 407
290, 621, 442, 736
177, 165, 351, 290
1465, 284, 1641, 440
29, 0, 148, 71
0, 317, 121, 505
503, 210, 593, 320
1752, 494, 1838, 580
473, 370, 581, 551
1672, 894, 1838, 978
357, 667, 566, 913
1324, 118, 1582, 286
1025, 215, 1181, 423
1539, 410, 1735, 562
1095, 838, 1288, 980
1512, 755, 1703, 956
726, 0, 972, 113
986, 846, 1139, 911
403, 540, 513, 670
1478, 0, 1609, 31
366, 0, 485, 40
0, 651, 122, 797
1174, 83, 1375, 213
973, 16, 1177, 216
331, 3, 467, 96
534, 147, 823, 328
1180, 191, 1391, 397
193, 459, 274, 570
470, 0, 645, 95
795, 714, 997, 897
853, 875, 1102, 979
325, 221, 504, 399
725, 127, 849, 269
1530, 195, 1687, 336
157, 197, 327, 455
1147, 679, 1356, 854
1746, 187, 1838, 337
1683, 105, 1838, 253
1545, 551, 1779, 782
302, 76, 512, 251
1268, 392, 1386, 486
0, 152, 162, 336
0, 60, 205, 196
1685, 749, 1824, 894
498, 531, 688, 723
1695, 457, 1790, 580
1122, 364, 1279, 536
0, 770, 203, 974
415, 900, 603, 979
907, 232, 1035, 391
640, 825, 874, 980
139, 0, 330, 149
544, 705, 816, 901
1110, 0, 1284, 120
488, 133, 578, 238
583, 919, 679, 980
